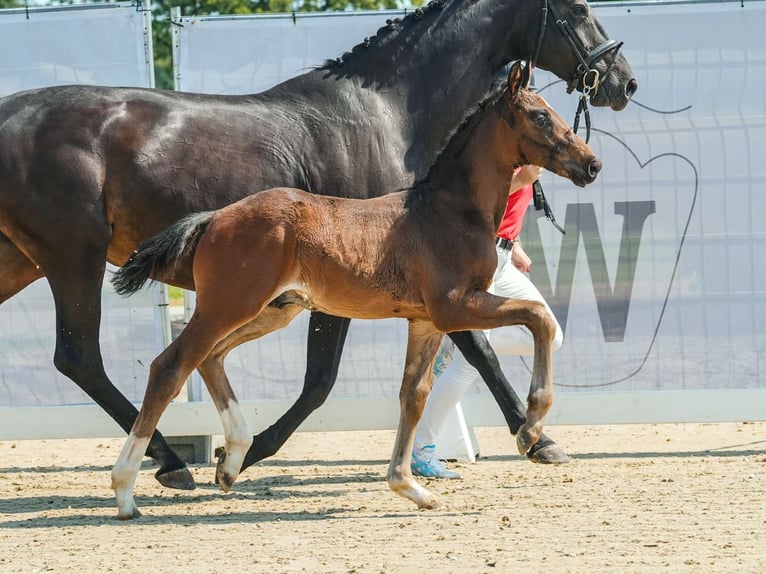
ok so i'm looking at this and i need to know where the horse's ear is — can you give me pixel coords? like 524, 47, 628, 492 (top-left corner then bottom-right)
507, 61, 525, 99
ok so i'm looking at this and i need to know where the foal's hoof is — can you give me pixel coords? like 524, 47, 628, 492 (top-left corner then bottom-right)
516, 430, 537, 456
527, 442, 571, 465
155, 467, 196, 491
215, 451, 236, 493
116, 507, 142, 521
419, 499, 443, 510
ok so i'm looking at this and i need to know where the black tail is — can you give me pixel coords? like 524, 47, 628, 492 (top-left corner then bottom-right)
112, 211, 215, 296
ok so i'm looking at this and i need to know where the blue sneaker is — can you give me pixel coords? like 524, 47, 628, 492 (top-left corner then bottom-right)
411, 444, 461, 479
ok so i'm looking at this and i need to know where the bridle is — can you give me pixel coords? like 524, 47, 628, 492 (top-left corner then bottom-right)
525, 0, 624, 236
530, 0, 624, 143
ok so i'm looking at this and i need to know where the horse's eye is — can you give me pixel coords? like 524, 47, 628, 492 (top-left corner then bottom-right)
571, 3, 588, 19
534, 112, 549, 128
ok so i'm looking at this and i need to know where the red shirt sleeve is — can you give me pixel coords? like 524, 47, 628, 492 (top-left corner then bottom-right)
496, 184, 533, 241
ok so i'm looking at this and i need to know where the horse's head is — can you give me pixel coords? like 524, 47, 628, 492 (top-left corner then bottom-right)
530, 0, 637, 111
504, 61, 601, 188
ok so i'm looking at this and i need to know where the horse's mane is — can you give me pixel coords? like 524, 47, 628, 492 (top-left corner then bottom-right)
404, 79, 510, 209
319, 0, 449, 71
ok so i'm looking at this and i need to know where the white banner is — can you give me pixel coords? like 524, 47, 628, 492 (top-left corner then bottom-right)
0, 3, 162, 409
172, 1, 765, 414
0, 2, 152, 96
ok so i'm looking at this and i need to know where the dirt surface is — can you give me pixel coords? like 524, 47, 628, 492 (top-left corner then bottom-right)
1, 422, 764, 573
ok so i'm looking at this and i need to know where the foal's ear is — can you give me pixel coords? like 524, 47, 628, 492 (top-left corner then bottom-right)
507, 61, 527, 99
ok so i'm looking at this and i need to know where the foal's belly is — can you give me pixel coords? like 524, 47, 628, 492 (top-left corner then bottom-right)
280, 288, 428, 322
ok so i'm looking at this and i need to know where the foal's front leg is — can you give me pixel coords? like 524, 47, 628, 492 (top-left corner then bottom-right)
436, 293, 557, 456
387, 319, 444, 509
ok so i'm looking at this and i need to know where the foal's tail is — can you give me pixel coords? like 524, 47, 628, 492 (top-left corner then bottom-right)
112, 212, 214, 296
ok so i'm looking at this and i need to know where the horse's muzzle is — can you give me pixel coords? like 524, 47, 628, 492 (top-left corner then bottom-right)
569, 157, 602, 187
587, 158, 602, 181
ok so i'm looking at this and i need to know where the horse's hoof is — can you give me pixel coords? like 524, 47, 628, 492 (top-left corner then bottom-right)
527, 442, 571, 464
155, 467, 196, 491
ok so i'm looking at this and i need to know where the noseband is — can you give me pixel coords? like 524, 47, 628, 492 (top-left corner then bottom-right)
530, 0, 624, 142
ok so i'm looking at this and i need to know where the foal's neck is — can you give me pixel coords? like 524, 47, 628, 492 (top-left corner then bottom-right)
410, 100, 521, 232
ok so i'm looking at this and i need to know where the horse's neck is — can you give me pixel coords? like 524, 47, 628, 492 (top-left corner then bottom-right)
315, 0, 532, 173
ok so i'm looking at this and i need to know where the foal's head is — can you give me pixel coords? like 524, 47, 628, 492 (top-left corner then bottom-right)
501, 61, 601, 187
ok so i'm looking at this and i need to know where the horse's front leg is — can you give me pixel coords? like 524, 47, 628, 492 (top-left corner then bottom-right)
448, 330, 568, 464
387, 319, 443, 509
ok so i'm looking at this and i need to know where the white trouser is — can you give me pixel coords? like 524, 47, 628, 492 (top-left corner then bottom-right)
415, 244, 564, 447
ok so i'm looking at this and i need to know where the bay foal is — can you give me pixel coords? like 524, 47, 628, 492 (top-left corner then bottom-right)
111, 62, 601, 518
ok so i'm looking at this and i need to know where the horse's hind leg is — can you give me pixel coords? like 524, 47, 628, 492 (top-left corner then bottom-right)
0, 232, 44, 302
42, 250, 194, 490
0, 231, 194, 487
113, 284, 269, 518
448, 330, 569, 464
387, 320, 443, 509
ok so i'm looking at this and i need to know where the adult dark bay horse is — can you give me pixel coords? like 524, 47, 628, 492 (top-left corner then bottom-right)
110, 62, 601, 518
0, 0, 635, 489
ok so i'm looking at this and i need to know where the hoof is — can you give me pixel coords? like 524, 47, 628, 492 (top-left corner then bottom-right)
516, 430, 537, 456
527, 442, 571, 465
418, 499, 444, 510
116, 507, 142, 521
418, 497, 443, 510
216, 451, 236, 493
155, 467, 196, 491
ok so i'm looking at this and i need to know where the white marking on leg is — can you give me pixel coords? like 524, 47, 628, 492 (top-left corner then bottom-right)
111, 433, 151, 519
387, 462, 441, 510
216, 398, 252, 492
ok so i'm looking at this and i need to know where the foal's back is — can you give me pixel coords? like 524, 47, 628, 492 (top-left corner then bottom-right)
192, 188, 431, 321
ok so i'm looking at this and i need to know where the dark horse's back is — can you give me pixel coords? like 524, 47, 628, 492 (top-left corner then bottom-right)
0, 79, 407, 288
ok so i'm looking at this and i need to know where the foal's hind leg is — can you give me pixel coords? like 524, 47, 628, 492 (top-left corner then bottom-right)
196, 306, 346, 475
387, 320, 443, 509
113, 307, 255, 519
195, 305, 305, 484
448, 331, 569, 464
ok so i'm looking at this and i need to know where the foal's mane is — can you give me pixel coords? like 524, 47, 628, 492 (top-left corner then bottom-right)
320, 0, 449, 71
404, 79, 511, 209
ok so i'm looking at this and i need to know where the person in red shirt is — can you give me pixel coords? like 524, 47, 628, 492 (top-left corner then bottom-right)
412, 164, 564, 478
